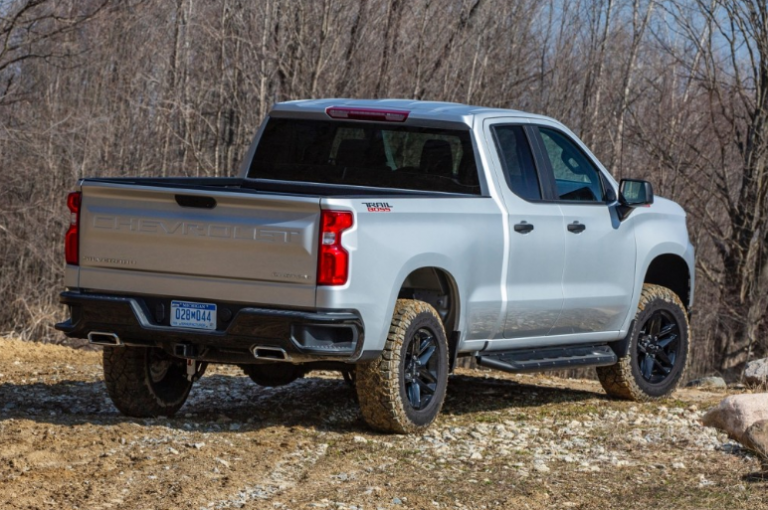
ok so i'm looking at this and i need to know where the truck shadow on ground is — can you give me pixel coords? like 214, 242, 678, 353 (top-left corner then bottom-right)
0, 372, 608, 433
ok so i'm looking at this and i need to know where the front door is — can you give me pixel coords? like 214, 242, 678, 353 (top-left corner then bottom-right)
533, 127, 636, 334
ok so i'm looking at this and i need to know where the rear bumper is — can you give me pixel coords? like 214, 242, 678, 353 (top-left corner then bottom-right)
55, 291, 366, 363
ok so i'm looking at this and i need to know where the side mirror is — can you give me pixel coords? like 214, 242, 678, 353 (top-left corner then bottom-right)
620, 179, 654, 206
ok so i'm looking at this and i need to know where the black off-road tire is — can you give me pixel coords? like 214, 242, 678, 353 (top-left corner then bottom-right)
103, 346, 194, 417
356, 299, 449, 434
240, 363, 304, 387
596, 284, 690, 401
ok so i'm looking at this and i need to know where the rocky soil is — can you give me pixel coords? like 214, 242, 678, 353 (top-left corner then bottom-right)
0, 337, 766, 509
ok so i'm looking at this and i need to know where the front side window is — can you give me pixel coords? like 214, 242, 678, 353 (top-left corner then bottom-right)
539, 128, 604, 202
492, 125, 541, 201
249, 119, 480, 194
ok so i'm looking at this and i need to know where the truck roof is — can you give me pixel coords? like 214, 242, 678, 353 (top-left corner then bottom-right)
270, 98, 558, 128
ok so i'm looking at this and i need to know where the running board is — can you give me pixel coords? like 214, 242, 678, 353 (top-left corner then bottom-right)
476, 344, 617, 374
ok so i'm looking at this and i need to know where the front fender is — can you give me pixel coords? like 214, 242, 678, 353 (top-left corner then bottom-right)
619, 198, 694, 334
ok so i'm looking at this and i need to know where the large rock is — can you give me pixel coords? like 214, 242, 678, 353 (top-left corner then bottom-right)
702, 394, 768, 444
686, 376, 727, 389
743, 420, 768, 462
744, 358, 768, 387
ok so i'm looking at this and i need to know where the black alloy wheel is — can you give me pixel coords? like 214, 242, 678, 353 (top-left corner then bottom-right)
403, 328, 440, 411
636, 310, 680, 384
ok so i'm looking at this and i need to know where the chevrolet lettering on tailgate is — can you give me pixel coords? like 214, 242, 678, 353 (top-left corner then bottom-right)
93, 215, 302, 244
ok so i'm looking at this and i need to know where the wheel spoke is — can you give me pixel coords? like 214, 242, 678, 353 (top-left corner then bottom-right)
658, 323, 678, 337
416, 377, 436, 395
419, 367, 438, 384
641, 355, 654, 380
419, 345, 436, 365
417, 334, 434, 356
655, 350, 673, 369
407, 381, 421, 408
657, 334, 678, 349
651, 356, 671, 375
667, 351, 677, 367
649, 314, 662, 336
411, 338, 420, 358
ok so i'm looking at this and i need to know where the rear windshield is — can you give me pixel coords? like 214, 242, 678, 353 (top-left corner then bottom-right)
248, 118, 480, 194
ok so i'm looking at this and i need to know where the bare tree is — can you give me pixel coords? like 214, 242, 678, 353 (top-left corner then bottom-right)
0, 0, 766, 379
645, 0, 768, 373
0, 0, 109, 103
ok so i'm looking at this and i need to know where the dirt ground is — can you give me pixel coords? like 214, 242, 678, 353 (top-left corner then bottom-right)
0, 336, 765, 510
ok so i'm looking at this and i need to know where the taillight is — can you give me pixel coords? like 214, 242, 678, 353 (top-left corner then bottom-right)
317, 210, 353, 286
65, 191, 81, 265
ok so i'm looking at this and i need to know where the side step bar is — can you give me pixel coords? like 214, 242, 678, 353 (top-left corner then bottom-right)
476, 344, 617, 374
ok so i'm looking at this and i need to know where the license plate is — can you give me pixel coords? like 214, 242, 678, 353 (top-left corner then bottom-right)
170, 300, 217, 331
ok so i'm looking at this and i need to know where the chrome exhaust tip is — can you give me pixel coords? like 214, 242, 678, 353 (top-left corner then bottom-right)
251, 345, 290, 361
87, 332, 122, 346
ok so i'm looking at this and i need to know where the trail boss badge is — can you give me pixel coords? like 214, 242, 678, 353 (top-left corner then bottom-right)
363, 202, 392, 212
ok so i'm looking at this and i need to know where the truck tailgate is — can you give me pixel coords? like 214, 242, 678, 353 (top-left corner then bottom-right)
76, 182, 320, 308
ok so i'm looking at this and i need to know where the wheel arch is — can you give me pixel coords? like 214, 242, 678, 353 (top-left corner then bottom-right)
397, 267, 460, 336
643, 254, 691, 309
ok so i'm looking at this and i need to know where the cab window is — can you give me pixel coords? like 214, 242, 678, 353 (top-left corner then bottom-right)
492, 125, 541, 201
538, 128, 604, 202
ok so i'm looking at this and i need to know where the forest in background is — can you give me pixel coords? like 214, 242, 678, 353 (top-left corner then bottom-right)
0, 0, 766, 379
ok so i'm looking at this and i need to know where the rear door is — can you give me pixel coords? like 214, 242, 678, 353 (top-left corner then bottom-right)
531, 126, 636, 334
77, 182, 321, 307
484, 122, 566, 339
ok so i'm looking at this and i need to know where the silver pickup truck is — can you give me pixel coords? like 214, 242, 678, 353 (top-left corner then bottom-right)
57, 99, 694, 433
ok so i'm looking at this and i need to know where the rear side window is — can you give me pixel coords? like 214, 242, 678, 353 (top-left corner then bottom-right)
249, 119, 480, 194
491, 125, 541, 201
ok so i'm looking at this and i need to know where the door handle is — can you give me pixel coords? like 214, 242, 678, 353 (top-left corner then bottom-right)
514, 222, 534, 234
567, 221, 586, 233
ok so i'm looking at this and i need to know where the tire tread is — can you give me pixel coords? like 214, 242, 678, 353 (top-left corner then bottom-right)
596, 284, 690, 401
103, 347, 191, 417
356, 299, 448, 434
